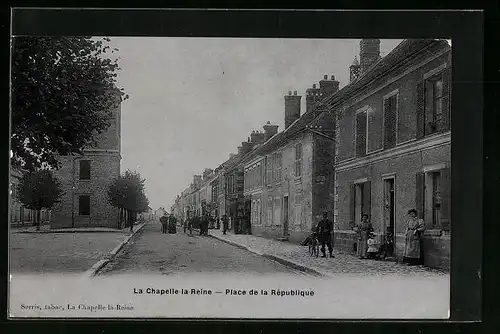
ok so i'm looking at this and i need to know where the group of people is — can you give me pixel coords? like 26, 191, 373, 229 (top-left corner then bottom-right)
178, 214, 230, 237
159, 213, 177, 234
353, 209, 425, 265
310, 208, 426, 265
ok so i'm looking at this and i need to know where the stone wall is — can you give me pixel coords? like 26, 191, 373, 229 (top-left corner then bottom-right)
51, 153, 120, 228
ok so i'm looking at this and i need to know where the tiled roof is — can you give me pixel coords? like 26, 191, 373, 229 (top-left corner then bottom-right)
318, 39, 451, 110
219, 39, 451, 174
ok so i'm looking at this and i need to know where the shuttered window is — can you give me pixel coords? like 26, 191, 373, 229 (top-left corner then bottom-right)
267, 196, 273, 226
266, 156, 272, 186
384, 94, 398, 148
418, 67, 450, 137
356, 111, 367, 157
295, 143, 302, 177
294, 193, 303, 226
273, 197, 281, 225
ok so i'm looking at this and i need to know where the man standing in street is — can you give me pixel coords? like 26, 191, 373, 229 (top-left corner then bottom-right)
222, 214, 229, 235
317, 211, 335, 258
160, 214, 168, 234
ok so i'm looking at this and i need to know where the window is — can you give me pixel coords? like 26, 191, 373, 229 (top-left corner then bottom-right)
355, 109, 368, 157
384, 94, 398, 149
267, 196, 273, 226
276, 152, 282, 182
425, 74, 444, 134
349, 181, 371, 223
79, 195, 91, 216
416, 168, 450, 231
79, 160, 91, 180
273, 197, 281, 225
294, 192, 303, 226
295, 143, 303, 177
424, 171, 442, 227
265, 156, 272, 186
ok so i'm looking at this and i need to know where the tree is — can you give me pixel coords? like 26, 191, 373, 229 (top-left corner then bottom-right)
11, 36, 128, 171
107, 170, 149, 229
17, 169, 64, 230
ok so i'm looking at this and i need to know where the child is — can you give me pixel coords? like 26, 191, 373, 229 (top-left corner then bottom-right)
367, 232, 379, 259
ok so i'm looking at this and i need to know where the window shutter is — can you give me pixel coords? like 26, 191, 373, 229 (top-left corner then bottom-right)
349, 183, 356, 224
356, 112, 367, 156
440, 167, 451, 231
363, 181, 371, 219
425, 80, 434, 135
415, 172, 425, 219
416, 81, 425, 139
384, 96, 397, 149
441, 68, 451, 131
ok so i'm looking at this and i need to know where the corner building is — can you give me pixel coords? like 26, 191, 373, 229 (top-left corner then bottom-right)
50, 102, 121, 228
326, 39, 451, 269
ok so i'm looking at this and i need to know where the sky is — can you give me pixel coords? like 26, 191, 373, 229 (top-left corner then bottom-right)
108, 38, 403, 210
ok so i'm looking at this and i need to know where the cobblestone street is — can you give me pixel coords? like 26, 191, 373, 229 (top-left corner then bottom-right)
10, 228, 131, 274
209, 229, 449, 277
99, 222, 304, 276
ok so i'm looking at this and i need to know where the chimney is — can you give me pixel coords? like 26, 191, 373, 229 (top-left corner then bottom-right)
241, 141, 253, 154
237, 146, 243, 154
359, 39, 381, 73
263, 121, 279, 141
250, 130, 265, 144
203, 168, 213, 181
284, 90, 301, 129
350, 56, 361, 82
193, 175, 202, 186
306, 84, 321, 114
319, 74, 340, 97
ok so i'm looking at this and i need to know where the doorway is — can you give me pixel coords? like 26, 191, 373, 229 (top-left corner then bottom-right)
283, 196, 289, 236
383, 177, 395, 257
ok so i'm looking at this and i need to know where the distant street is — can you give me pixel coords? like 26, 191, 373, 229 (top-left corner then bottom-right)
99, 222, 304, 276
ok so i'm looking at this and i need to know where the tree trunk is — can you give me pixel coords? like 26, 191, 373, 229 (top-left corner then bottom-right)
36, 209, 41, 230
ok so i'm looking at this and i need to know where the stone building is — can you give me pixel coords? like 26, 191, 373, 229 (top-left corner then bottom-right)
50, 99, 122, 228
241, 78, 337, 243
320, 39, 451, 269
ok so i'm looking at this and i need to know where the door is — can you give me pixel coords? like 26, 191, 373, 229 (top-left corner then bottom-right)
383, 177, 395, 256
283, 196, 289, 236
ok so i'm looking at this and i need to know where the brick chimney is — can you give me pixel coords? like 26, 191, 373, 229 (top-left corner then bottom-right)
319, 74, 340, 96
241, 140, 253, 154
263, 121, 279, 141
359, 39, 381, 73
203, 168, 213, 181
350, 56, 361, 82
306, 83, 321, 114
250, 130, 265, 144
193, 175, 202, 186
284, 90, 301, 129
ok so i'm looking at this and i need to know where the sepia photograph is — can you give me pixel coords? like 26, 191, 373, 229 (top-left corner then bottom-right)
9, 26, 453, 318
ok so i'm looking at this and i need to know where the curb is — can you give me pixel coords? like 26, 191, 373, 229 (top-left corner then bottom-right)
14, 230, 126, 234
209, 234, 325, 277
85, 222, 147, 278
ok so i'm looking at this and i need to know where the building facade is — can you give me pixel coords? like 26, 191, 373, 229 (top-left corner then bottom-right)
326, 39, 451, 269
50, 99, 122, 229
242, 81, 336, 244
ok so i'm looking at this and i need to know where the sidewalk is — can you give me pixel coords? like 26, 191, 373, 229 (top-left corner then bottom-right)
209, 229, 448, 278
10, 222, 144, 233
10, 221, 147, 274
